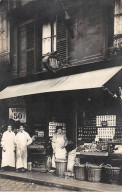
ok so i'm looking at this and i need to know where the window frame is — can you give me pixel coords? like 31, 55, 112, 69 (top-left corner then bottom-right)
42, 20, 57, 56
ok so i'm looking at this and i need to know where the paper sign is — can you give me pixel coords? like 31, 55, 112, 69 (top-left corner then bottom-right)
9, 108, 26, 123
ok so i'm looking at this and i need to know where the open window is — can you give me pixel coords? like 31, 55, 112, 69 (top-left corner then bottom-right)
42, 21, 56, 55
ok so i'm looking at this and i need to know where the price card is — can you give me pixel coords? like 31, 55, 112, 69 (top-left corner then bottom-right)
9, 108, 26, 123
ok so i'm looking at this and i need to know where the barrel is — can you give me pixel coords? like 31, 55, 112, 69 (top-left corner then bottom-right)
55, 159, 67, 177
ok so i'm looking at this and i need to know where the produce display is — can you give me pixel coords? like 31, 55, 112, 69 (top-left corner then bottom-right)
76, 142, 108, 153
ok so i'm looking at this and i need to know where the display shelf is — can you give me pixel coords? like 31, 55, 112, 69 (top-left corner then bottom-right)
48, 121, 66, 137
76, 151, 108, 156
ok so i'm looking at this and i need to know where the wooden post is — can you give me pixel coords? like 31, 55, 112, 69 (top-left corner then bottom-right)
72, 97, 78, 148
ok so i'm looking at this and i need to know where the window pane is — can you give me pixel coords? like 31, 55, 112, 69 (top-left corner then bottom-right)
52, 36, 56, 52
42, 23, 51, 38
42, 21, 57, 55
53, 21, 56, 36
42, 38, 51, 55
0, 14, 2, 30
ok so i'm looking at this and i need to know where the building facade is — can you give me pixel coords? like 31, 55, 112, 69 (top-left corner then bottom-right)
0, 0, 122, 150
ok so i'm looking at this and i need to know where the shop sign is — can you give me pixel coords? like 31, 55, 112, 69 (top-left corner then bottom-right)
42, 52, 61, 73
9, 108, 26, 123
7, 97, 25, 107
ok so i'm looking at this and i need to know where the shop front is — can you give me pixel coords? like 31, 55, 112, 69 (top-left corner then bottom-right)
0, 66, 122, 184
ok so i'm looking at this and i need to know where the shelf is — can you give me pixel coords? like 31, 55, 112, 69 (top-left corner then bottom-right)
28, 148, 45, 150
108, 141, 122, 144
76, 151, 108, 156
29, 153, 46, 155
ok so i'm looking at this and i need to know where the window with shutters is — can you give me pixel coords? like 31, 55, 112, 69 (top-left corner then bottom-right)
42, 21, 56, 55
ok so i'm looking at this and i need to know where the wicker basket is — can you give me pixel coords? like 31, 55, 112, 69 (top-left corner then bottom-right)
86, 163, 103, 182
74, 164, 86, 181
55, 159, 67, 177
103, 164, 121, 184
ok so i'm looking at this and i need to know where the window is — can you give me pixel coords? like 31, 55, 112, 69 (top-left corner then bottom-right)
12, 19, 57, 77
42, 21, 56, 55
18, 21, 35, 75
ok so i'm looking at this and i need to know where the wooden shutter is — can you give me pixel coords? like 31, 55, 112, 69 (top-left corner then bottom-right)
114, 0, 122, 48
18, 24, 27, 75
35, 20, 42, 72
0, 12, 8, 53
11, 27, 18, 75
57, 15, 68, 63
18, 21, 35, 76
26, 22, 35, 74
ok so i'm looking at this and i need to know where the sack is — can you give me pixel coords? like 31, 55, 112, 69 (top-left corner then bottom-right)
46, 156, 52, 171
67, 149, 77, 172
52, 154, 56, 168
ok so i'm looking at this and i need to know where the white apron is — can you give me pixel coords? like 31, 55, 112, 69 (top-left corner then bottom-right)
15, 131, 32, 169
52, 134, 67, 168
1, 131, 15, 168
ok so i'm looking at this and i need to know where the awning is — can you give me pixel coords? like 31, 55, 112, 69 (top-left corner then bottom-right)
0, 66, 122, 100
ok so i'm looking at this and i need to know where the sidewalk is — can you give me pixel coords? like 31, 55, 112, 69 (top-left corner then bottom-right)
0, 170, 122, 192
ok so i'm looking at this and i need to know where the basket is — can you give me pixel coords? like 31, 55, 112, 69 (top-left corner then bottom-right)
86, 163, 103, 182
103, 164, 121, 184
74, 164, 86, 181
55, 159, 67, 177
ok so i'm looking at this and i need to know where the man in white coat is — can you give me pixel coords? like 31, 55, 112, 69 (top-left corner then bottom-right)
1, 124, 16, 171
15, 125, 32, 172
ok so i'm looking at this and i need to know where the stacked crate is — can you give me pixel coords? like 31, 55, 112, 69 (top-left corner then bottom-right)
78, 117, 97, 143
95, 115, 116, 140
115, 117, 122, 139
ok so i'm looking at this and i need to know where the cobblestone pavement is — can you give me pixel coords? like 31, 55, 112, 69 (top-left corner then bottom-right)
0, 178, 71, 192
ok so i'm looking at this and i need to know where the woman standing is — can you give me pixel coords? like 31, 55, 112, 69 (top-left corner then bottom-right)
51, 126, 68, 168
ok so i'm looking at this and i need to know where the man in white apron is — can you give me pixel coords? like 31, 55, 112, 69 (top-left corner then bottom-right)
15, 125, 32, 172
1, 124, 16, 171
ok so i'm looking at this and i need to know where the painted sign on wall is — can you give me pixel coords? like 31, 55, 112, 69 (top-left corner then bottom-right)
9, 108, 26, 123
